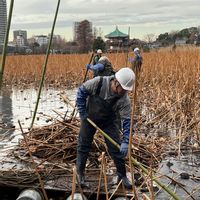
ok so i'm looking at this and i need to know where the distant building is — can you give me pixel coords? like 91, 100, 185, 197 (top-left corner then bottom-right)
15, 35, 25, 46
105, 26, 128, 52
0, 0, 7, 44
13, 30, 27, 46
34, 35, 48, 46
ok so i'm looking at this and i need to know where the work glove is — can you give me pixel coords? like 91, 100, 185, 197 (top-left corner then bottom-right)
86, 64, 92, 70
120, 142, 129, 157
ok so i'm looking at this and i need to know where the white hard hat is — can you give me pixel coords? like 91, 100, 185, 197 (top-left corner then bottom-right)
99, 56, 110, 63
134, 47, 140, 53
115, 68, 135, 91
97, 49, 102, 54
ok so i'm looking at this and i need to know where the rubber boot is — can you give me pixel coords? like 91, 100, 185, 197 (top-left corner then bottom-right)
78, 174, 89, 188
77, 173, 89, 188
117, 173, 132, 189
76, 154, 89, 188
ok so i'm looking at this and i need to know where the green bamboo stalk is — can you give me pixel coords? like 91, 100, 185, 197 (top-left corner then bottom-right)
87, 118, 181, 200
30, 0, 61, 129
0, 0, 15, 90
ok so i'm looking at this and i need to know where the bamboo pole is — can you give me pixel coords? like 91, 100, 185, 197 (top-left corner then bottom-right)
0, 0, 14, 90
30, 0, 61, 129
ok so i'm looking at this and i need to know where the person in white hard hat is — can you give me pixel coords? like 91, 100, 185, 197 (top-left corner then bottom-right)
129, 47, 143, 72
76, 67, 135, 189
87, 55, 114, 77
93, 49, 102, 65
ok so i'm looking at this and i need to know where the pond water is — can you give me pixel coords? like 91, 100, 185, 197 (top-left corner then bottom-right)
155, 154, 200, 199
0, 87, 199, 199
0, 87, 77, 148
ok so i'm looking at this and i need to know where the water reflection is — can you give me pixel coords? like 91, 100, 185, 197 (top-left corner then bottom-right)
0, 89, 14, 136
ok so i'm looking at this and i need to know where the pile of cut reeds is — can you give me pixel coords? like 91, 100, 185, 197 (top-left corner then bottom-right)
14, 118, 167, 170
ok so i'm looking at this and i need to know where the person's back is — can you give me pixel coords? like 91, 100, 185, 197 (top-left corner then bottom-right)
129, 47, 143, 72
87, 56, 115, 77
94, 56, 114, 77
93, 49, 102, 65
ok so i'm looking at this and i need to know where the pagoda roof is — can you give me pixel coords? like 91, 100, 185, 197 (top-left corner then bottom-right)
105, 26, 128, 38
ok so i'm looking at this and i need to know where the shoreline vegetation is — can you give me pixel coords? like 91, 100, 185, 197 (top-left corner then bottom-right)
1, 46, 199, 88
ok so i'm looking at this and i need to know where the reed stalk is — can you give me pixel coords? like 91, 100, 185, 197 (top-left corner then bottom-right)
128, 66, 139, 199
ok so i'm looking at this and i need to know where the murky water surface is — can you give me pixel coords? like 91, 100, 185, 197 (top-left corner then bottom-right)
0, 87, 199, 199
0, 87, 77, 148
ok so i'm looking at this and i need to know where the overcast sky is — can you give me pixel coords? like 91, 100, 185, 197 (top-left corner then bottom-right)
9, 0, 200, 41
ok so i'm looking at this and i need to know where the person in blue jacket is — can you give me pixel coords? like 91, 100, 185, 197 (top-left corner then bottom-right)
87, 56, 114, 77
76, 67, 135, 189
129, 47, 143, 72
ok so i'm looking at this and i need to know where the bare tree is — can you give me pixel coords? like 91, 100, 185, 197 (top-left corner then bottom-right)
51, 35, 66, 52
144, 33, 156, 43
76, 20, 93, 53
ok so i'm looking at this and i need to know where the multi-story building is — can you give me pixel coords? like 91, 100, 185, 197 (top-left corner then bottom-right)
34, 35, 48, 46
16, 35, 25, 47
13, 30, 27, 46
0, 0, 7, 44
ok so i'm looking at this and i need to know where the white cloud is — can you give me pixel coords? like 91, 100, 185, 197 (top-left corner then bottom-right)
9, 0, 200, 40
